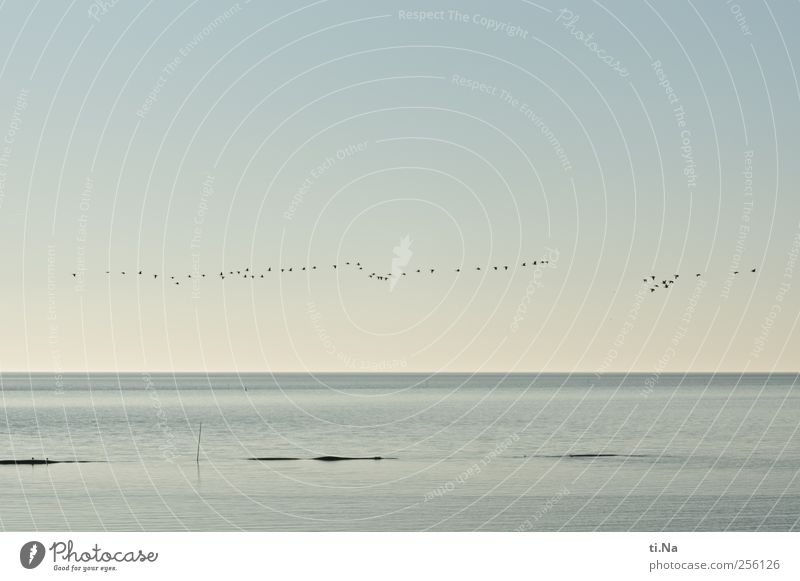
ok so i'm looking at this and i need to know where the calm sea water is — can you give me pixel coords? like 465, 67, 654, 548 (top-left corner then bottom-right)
0, 373, 797, 531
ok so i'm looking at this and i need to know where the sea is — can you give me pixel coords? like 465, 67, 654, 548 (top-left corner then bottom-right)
0, 373, 797, 531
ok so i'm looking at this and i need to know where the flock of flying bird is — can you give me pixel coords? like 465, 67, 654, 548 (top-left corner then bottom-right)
71, 258, 554, 285
72, 260, 758, 290
643, 268, 757, 293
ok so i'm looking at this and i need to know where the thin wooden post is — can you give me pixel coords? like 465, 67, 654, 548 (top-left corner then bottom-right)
196, 422, 202, 464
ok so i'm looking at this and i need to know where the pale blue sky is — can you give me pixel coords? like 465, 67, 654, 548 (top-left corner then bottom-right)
0, 0, 797, 372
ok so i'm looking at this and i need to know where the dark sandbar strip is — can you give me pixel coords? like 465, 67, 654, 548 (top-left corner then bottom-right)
567, 453, 647, 458
0, 459, 99, 465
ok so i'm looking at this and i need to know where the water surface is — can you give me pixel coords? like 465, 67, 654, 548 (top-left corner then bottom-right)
0, 373, 797, 531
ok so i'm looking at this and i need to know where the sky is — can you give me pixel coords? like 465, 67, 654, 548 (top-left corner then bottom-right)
0, 0, 798, 373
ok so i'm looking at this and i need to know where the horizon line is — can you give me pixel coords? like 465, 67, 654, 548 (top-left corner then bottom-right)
1, 370, 798, 375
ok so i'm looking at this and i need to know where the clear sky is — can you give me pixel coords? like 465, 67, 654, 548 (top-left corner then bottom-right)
0, 0, 797, 372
